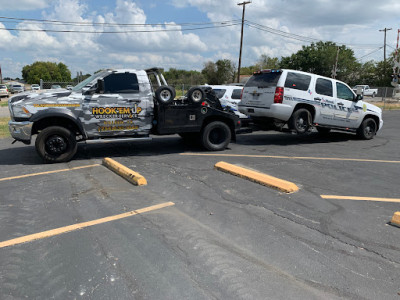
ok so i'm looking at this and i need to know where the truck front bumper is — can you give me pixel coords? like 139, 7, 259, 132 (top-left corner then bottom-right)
9, 121, 33, 144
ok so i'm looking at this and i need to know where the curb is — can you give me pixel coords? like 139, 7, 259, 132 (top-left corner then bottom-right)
390, 212, 400, 227
103, 157, 147, 186
214, 161, 299, 193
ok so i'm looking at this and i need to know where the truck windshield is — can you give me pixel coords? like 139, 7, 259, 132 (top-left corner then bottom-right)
72, 70, 110, 92
246, 72, 281, 88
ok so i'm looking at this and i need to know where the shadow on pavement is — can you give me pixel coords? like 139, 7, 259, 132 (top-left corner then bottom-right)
0, 131, 358, 166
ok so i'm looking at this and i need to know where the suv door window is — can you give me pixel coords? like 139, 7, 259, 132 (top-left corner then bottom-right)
284, 72, 311, 91
315, 78, 333, 96
104, 73, 139, 94
336, 82, 354, 101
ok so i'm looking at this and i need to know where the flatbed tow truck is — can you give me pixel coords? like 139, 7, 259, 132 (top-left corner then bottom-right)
8, 68, 239, 163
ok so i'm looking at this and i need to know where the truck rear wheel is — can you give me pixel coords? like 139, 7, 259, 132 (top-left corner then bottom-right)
289, 108, 312, 134
201, 121, 231, 151
35, 126, 77, 163
357, 118, 377, 140
156, 86, 175, 105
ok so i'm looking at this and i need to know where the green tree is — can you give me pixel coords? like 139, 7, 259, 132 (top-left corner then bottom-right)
280, 41, 360, 83
202, 59, 236, 84
256, 54, 280, 70
163, 68, 205, 86
22, 61, 72, 84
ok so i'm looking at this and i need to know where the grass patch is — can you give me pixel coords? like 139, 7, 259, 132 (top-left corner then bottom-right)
0, 100, 9, 107
0, 117, 11, 138
367, 101, 400, 110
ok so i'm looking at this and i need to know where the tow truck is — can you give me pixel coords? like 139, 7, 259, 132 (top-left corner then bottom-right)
8, 68, 239, 163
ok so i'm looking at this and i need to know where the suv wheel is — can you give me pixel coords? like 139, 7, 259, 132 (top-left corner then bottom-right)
35, 126, 77, 163
289, 108, 312, 134
357, 118, 377, 140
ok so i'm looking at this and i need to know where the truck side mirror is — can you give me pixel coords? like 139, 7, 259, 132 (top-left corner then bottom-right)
96, 79, 105, 94
356, 86, 363, 96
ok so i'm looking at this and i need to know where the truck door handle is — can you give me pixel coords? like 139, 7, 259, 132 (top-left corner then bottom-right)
314, 97, 321, 101
337, 102, 344, 106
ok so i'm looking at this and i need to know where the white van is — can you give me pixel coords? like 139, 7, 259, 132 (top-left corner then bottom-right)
238, 69, 383, 139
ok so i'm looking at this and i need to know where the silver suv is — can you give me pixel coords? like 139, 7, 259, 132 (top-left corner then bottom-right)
10, 84, 25, 94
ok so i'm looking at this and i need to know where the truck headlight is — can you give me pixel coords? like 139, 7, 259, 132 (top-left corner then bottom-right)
12, 106, 32, 118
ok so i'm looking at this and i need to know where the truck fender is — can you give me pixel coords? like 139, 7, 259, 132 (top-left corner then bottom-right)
30, 108, 87, 139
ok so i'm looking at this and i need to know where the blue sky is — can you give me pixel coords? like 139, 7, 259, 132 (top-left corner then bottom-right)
0, 0, 399, 80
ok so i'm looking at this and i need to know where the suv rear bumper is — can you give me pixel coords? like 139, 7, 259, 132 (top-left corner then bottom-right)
238, 103, 293, 122
9, 121, 33, 144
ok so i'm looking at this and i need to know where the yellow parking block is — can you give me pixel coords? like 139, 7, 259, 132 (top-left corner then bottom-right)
103, 157, 147, 186
214, 161, 299, 193
390, 212, 400, 228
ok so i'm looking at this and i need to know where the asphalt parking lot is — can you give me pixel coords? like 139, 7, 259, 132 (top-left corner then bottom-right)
0, 111, 399, 299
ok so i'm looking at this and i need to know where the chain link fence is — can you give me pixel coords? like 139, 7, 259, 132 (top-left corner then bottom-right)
40, 79, 76, 90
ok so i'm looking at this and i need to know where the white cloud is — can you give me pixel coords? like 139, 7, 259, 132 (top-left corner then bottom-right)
0, 0, 50, 11
0, 0, 399, 79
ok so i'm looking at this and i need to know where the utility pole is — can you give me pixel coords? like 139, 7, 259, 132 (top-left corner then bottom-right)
379, 28, 392, 81
237, 1, 251, 83
331, 47, 340, 79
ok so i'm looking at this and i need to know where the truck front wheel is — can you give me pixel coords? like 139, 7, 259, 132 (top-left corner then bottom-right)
201, 121, 231, 151
35, 126, 77, 163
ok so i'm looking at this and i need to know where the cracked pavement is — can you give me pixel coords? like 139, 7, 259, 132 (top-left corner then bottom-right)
0, 111, 399, 299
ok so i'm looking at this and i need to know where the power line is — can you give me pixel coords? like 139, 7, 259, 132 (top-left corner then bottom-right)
245, 20, 381, 49
356, 47, 384, 61
0, 22, 241, 34
0, 16, 241, 27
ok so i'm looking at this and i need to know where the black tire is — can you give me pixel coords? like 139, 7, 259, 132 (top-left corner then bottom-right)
316, 127, 331, 135
357, 118, 377, 140
187, 87, 205, 104
35, 126, 77, 163
201, 121, 231, 151
289, 108, 312, 134
372, 92, 376, 98
155, 86, 175, 105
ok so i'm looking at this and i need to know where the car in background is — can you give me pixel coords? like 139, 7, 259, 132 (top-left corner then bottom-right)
10, 84, 25, 94
205, 84, 250, 123
50, 84, 62, 89
0, 84, 9, 98
31, 84, 40, 91
66, 85, 74, 90
352, 85, 378, 97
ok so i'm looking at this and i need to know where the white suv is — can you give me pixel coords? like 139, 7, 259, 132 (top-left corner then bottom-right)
238, 69, 383, 139
205, 85, 249, 120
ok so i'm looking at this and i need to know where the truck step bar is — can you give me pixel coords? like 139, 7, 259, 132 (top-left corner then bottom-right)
84, 137, 152, 144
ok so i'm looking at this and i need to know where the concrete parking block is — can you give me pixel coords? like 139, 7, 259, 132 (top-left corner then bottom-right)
103, 157, 147, 186
214, 161, 299, 193
390, 212, 400, 227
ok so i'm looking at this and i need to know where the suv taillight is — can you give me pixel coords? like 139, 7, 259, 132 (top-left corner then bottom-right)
240, 88, 243, 100
274, 87, 284, 103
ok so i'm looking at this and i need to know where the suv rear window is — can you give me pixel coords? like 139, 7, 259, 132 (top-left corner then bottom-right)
212, 89, 227, 99
284, 72, 311, 91
245, 72, 281, 88
231, 89, 242, 99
